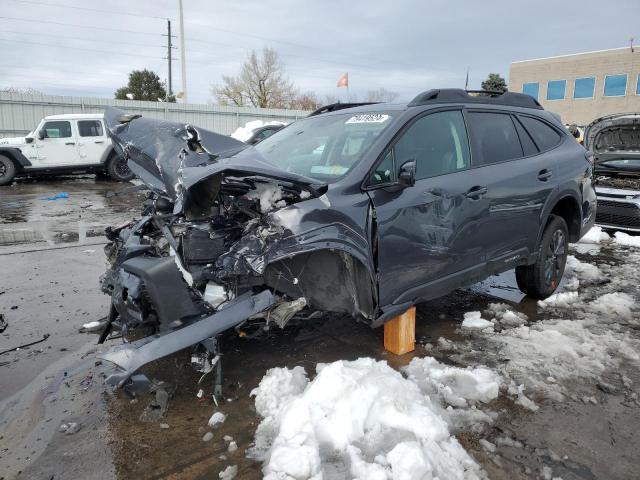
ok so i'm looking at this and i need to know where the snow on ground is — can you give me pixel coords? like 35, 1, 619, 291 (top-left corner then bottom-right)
461, 312, 494, 332
250, 358, 489, 480
613, 231, 640, 248
579, 226, 610, 244
230, 120, 286, 142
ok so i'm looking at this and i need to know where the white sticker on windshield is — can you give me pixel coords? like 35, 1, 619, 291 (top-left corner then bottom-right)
345, 114, 390, 124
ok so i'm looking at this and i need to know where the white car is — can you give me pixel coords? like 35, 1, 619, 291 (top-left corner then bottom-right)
0, 113, 133, 185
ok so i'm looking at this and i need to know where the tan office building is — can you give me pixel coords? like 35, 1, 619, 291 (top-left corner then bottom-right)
509, 47, 640, 126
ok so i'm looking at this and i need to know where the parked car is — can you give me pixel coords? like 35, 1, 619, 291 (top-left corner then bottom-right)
245, 124, 286, 145
97, 89, 596, 389
0, 113, 133, 185
585, 113, 640, 232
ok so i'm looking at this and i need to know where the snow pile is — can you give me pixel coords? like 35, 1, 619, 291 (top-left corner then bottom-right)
579, 226, 610, 244
230, 120, 286, 142
485, 303, 528, 327
403, 357, 500, 408
565, 255, 603, 283
250, 358, 485, 480
613, 231, 640, 248
461, 311, 494, 332
492, 319, 640, 401
538, 291, 580, 309
587, 292, 634, 320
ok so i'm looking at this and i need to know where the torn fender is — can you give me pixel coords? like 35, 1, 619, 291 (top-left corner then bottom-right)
99, 290, 275, 387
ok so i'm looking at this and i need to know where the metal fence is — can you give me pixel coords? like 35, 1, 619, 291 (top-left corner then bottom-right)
0, 92, 310, 138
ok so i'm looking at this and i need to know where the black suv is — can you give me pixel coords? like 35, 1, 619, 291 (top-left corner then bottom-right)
98, 89, 596, 386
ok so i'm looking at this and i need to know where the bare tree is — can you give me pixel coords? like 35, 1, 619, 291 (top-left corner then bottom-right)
323, 94, 340, 105
366, 88, 399, 103
290, 91, 322, 110
1, 86, 44, 95
215, 48, 297, 108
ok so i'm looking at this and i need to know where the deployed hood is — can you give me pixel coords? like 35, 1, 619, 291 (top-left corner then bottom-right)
585, 113, 640, 156
103, 107, 324, 212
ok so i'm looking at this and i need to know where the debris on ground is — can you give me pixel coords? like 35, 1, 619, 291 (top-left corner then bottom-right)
218, 464, 238, 480
41, 192, 70, 201
0, 314, 7, 333
59, 422, 81, 435
202, 432, 214, 442
208, 411, 226, 428
139, 382, 173, 422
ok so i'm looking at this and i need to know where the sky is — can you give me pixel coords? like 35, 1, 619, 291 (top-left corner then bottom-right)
1, 0, 639, 105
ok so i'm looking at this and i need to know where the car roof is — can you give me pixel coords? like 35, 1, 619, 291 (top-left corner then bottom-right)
44, 113, 104, 120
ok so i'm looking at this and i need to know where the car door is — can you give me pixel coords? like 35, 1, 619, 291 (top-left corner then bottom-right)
366, 109, 491, 307
465, 110, 558, 268
77, 119, 108, 164
35, 119, 80, 165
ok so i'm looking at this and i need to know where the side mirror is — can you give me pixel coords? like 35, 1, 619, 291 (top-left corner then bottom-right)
37, 130, 46, 140
398, 159, 416, 187
25, 137, 34, 144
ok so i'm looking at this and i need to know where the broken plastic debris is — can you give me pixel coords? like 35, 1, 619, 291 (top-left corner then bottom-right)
41, 192, 69, 201
208, 411, 226, 427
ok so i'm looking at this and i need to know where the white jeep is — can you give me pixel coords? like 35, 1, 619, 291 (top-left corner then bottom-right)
0, 113, 134, 185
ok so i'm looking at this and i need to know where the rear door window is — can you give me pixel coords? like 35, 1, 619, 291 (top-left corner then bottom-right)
78, 120, 104, 137
518, 116, 562, 151
467, 112, 523, 165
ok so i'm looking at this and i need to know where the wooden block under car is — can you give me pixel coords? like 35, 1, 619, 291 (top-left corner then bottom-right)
383, 306, 416, 355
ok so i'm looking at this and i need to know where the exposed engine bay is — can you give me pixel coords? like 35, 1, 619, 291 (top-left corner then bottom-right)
96, 107, 378, 391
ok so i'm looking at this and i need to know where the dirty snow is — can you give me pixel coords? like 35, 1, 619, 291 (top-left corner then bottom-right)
230, 120, 286, 142
250, 358, 487, 480
613, 231, 640, 248
579, 226, 610, 244
219, 464, 238, 479
461, 312, 494, 332
564, 255, 603, 282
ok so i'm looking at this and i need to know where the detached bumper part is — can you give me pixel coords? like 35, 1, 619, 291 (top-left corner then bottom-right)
99, 290, 275, 387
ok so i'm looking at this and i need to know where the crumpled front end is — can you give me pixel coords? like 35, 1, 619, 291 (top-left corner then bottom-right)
97, 107, 376, 388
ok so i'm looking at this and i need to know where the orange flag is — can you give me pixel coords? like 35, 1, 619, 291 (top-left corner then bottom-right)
336, 72, 349, 88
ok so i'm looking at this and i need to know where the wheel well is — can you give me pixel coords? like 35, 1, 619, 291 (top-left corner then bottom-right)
263, 250, 376, 321
549, 196, 581, 242
0, 150, 21, 171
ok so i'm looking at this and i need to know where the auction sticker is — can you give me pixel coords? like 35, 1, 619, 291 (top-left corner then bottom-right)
345, 114, 390, 124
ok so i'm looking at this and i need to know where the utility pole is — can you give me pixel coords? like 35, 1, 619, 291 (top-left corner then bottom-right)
167, 19, 173, 97
178, 0, 187, 102
162, 19, 177, 101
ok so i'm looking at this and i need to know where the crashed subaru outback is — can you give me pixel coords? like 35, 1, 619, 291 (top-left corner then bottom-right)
98, 89, 596, 391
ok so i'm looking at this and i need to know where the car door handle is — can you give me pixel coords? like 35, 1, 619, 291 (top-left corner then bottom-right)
538, 169, 553, 181
465, 185, 487, 199
94, 140, 105, 144
65, 142, 76, 145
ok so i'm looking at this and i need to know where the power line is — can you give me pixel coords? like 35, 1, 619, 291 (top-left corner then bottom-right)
1, 30, 164, 50
11, 0, 172, 21
0, 16, 161, 37
0, 38, 171, 60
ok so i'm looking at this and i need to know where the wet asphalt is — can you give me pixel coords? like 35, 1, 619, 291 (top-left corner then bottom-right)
0, 176, 639, 480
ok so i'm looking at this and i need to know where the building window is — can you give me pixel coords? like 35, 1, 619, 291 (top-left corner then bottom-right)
546, 80, 566, 100
603, 74, 627, 96
573, 77, 595, 99
522, 82, 539, 100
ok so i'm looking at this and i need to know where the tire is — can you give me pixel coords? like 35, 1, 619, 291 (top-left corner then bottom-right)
0, 154, 17, 186
515, 215, 569, 299
106, 155, 134, 182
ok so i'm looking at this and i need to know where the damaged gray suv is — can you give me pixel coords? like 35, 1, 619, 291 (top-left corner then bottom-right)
97, 89, 596, 390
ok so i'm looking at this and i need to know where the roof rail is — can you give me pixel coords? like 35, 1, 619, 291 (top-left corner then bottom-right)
408, 89, 543, 110
308, 102, 380, 117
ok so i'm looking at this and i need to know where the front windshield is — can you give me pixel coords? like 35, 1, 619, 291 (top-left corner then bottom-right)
254, 112, 395, 183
